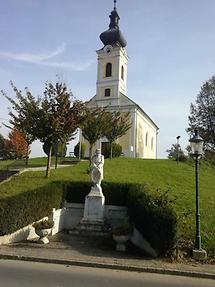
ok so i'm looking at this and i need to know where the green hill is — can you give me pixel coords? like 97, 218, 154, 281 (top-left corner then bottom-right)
104, 158, 215, 256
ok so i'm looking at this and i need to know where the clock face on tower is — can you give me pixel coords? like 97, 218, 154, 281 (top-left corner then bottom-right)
104, 45, 113, 54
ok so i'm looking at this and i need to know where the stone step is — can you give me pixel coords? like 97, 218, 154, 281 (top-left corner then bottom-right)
68, 221, 111, 237
68, 229, 110, 237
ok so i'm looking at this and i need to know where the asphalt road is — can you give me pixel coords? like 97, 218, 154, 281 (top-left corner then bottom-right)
0, 260, 214, 287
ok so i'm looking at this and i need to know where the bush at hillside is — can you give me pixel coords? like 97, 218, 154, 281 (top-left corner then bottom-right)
0, 177, 177, 256
102, 143, 122, 158
65, 181, 177, 255
0, 182, 65, 235
127, 184, 177, 255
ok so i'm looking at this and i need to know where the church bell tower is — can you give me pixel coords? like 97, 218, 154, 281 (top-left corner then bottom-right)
96, 0, 128, 107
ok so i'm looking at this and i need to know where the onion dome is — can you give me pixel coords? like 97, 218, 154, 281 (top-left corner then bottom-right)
100, 1, 127, 48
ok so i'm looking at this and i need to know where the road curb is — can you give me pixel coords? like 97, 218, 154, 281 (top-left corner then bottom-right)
0, 254, 214, 280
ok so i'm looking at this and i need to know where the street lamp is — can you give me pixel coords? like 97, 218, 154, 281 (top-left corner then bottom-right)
189, 129, 207, 260
176, 136, 181, 164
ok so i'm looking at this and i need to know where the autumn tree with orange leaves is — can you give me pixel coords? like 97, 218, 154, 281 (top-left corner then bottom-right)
4, 128, 30, 160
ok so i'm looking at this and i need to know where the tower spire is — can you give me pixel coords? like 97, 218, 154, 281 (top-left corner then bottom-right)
99, 0, 127, 48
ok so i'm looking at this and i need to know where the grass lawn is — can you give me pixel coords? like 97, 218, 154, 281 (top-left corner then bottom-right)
0, 157, 48, 169
0, 156, 78, 170
0, 157, 214, 256
104, 158, 215, 256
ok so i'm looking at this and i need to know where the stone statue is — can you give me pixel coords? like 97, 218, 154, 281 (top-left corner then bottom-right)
91, 149, 104, 187
82, 148, 105, 224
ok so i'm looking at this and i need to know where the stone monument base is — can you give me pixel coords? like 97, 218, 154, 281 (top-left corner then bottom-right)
69, 185, 110, 236
83, 185, 105, 223
192, 249, 207, 260
70, 220, 109, 237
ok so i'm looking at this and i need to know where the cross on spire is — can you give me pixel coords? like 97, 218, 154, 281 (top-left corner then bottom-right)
114, 0, 117, 10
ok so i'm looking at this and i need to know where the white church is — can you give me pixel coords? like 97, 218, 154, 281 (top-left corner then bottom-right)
82, 1, 159, 159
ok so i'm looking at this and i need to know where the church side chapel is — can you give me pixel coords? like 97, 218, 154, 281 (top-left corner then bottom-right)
83, 1, 159, 159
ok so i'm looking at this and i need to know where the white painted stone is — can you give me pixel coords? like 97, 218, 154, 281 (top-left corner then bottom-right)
50, 208, 67, 236
0, 217, 48, 245
192, 249, 207, 260
82, 186, 105, 223
130, 227, 158, 257
113, 235, 129, 252
63, 203, 85, 230
35, 228, 52, 244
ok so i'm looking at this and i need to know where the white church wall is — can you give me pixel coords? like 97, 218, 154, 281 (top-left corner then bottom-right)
136, 109, 157, 159
113, 107, 136, 158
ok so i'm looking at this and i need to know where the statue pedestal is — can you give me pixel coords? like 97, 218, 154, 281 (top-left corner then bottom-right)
82, 185, 105, 223
70, 185, 109, 236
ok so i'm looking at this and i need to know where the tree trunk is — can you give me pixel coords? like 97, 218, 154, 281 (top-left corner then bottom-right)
46, 145, 52, 178
60, 142, 64, 161
25, 143, 30, 167
25, 156, 29, 167
55, 142, 58, 169
110, 142, 113, 160
89, 144, 93, 167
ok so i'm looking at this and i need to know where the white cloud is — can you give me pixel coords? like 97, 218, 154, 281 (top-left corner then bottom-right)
0, 43, 92, 71
40, 59, 93, 71
0, 43, 66, 63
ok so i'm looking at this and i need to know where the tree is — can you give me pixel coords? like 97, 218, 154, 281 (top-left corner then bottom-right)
43, 141, 67, 168
2, 81, 84, 177
104, 111, 131, 159
187, 75, 215, 151
166, 143, 186, 161
36, 81, 84, 176
81, 107, 109, 164
0, 134, 6, 158
4, 128, 30, 160
1, 81, 40, 165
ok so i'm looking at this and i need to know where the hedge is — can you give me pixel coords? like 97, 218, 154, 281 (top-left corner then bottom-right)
0, 180, 177, 255
0, 182, 65, 236
102, 143, 122, 158
126, 184, 177, 255
65, 181, 177, 255
65, 181, 128, 206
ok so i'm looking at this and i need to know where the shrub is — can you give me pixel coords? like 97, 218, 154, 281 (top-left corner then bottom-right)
65, 181, 91, 203
127, 184, 177, 255
0, 182, 65, 236
65, 181, 177, 255
33, 219, 54, 229
178, 154, 188, 162
102, 143, 122, 158
65, 181, 129, 206
0, 178, 177, 256
74, 142, 86, 159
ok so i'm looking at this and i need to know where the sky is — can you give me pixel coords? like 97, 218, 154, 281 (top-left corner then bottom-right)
0, 0, 215, 158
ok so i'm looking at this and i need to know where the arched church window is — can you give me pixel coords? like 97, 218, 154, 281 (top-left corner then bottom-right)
104, 88, 111, 97
151, 137, 154, 150
106, 63, 112, 77
145, 132, 148, 147
121, 65, 124, 80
